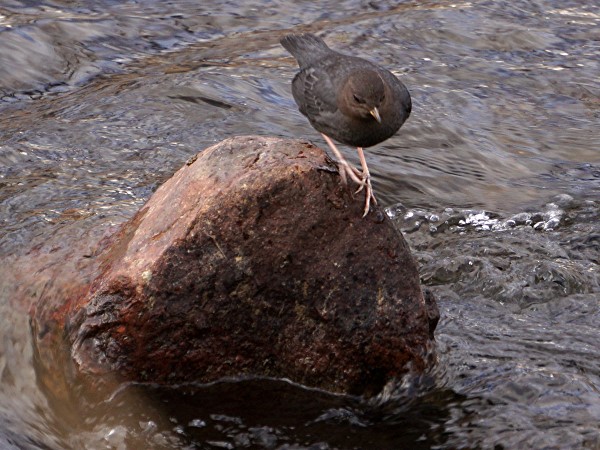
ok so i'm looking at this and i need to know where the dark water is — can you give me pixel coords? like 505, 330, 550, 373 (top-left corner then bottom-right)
1, 0, 599, 448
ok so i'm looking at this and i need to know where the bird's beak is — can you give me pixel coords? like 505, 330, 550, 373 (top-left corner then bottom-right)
369, 107, 381, 123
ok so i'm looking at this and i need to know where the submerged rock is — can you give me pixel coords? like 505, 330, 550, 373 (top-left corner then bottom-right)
50, 136, 436, 396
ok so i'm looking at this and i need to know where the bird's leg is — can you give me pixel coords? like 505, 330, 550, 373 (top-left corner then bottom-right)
320, 134, 376, 217
356, 147, 377, 217
321, 134, 364, 186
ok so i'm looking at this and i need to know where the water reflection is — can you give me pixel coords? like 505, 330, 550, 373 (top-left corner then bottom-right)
38, 375, 459, 449
0, 0, 599, 448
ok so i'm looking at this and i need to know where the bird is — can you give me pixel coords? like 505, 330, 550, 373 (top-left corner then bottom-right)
280, 33, 412, 217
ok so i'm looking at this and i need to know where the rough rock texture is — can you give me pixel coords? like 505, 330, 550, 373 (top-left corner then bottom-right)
65, 136, 437, 395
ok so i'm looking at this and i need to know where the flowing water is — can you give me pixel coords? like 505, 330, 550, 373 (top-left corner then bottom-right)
1, 0, 599, 448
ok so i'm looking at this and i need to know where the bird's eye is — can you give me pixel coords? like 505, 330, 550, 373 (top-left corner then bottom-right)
353, 94, 365, 104
380, 94, 385, 102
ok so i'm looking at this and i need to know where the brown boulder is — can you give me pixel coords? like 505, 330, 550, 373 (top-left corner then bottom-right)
61, 136, 436, 396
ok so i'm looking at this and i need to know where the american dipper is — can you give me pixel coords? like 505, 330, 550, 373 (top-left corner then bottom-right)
280, 33, 412, 216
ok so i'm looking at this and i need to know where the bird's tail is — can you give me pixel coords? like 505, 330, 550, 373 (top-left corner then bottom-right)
280, 33, 331, 67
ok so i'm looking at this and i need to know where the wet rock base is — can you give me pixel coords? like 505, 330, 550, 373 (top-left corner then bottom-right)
58, 136, 437, 396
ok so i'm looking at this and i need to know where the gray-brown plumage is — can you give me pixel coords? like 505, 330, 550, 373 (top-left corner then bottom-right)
280, 33, 412, 216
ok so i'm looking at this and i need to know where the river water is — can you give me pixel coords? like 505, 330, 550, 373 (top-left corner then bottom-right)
0, 0, 599, 449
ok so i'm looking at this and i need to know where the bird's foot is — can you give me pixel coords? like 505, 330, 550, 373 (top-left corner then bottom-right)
337, 161, 363, 186
338, 159, 377, 217
321, 134, 377, 217
355, 172, 377, 217
322, 133, 364, 187
352, 166, 366, 193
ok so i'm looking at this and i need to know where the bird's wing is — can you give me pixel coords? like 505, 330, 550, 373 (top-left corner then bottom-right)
291, 66, 338, 118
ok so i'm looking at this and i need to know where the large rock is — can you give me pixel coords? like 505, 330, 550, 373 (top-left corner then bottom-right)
54, 136, 437, 396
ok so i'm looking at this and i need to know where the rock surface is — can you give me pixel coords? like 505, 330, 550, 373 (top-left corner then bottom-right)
49, 136, 436, 396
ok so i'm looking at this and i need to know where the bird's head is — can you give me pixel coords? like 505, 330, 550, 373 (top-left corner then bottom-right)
339, 69, 386, 123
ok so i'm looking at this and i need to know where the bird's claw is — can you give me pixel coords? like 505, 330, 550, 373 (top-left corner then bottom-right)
359, 173, 377, 217
338, 162, 362, 186
343, 166, 378, 217
321, 134, 377, 218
